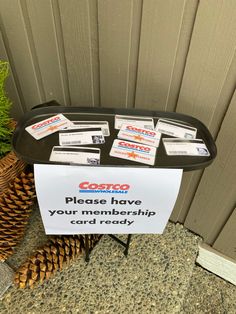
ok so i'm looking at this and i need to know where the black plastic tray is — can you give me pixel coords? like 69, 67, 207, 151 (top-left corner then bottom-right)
12, 101, 217, 171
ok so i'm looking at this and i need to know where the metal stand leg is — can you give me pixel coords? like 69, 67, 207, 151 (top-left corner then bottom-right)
108, 234, 132, 257
84, 234, 132, 262
85, 235, 90, 262
124, 234, 132, 256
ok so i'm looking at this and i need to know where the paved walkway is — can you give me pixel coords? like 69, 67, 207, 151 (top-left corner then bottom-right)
0, 207, 236, 313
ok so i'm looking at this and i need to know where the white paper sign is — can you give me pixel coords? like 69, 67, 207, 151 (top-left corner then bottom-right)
34, 165, 182, 235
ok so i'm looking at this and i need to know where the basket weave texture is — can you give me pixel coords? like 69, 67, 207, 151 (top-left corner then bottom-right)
0, 151, 26, 195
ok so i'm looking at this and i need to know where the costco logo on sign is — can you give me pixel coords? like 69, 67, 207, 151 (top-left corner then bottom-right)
79, 181, 130, 194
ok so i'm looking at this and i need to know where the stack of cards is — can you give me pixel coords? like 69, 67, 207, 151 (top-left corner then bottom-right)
53, 121, 110, 164
110, 115, 158, 166
25, 112, 210, 165
55, 121, 110, 164
110, 115, 210, 163
155, 118, 210, 157
25, 114, 111, 165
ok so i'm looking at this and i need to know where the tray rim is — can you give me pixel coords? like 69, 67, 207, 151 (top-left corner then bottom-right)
12, 104, 217, 171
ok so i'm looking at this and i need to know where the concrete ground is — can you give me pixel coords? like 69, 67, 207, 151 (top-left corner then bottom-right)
0, 207, 236, 314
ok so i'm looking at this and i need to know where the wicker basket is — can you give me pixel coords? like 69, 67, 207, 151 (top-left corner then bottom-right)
0, 151, 26, 195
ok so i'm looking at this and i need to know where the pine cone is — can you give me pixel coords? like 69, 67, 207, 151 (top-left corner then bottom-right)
15, 234, 102, 288
0, 171, 36, 261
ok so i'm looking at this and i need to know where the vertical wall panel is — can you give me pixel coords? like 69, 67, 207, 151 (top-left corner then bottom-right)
98, 0, 142, 108
213, 208, 236, 260
87, 0, 100, 106
135, 0, 198, 111
0, 0, 43, 110
165, 0, 198, 111
172, 0, 236, 222
59, 0, 99, 106
0, 32, 24, 120
184, 90, 236, 244
170, 171, 197, 222
177, 0, 236, 134
26, 0, 69, 106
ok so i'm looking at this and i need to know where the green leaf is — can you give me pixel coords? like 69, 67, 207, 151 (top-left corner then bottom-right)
0, 60, 13, 157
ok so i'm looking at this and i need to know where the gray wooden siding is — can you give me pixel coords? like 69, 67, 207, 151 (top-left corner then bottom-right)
184, 90, 236, 244
0, 0, 236, 259
213, 208, 236, 260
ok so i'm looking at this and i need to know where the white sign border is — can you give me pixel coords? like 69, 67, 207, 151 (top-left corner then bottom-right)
34, 164, 183, 235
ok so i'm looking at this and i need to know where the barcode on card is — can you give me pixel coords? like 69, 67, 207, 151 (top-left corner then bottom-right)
168, 151, 188, 155
144, 125, 153, 130
62, 141, 81, 145
158, 129, 174, 135
103, 130, 109, 136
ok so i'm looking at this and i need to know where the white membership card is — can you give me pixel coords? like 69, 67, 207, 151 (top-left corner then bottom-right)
59, 127, 105, 146
118, 124, 161, 147
110, 139, 156, 165
68, 121, 110, 136
163, 138, 210, 156
115, 115, 154, 130
25, 114, 72, 140
49, 146, 100, 165
156, 119, 197, 139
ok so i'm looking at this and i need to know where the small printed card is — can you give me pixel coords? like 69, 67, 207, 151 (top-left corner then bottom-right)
25, 114, 72, 140
155, 119, 197, 139
118, 124, 161, 147
49, 146, 100, 165
110, 139, 156, 165
115, 115, 154, 130
59, 127, 105, 146
68, 121, 110, 136
163, 138, 210, 156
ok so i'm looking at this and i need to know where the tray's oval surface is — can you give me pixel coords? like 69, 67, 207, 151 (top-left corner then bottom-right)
12, 102, 217, 171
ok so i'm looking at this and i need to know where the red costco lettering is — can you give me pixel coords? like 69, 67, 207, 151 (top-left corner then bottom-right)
79, 181, 130, 190
32, 116, 60, 129
118, 141, 150, 152
127, 125, 155, 136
